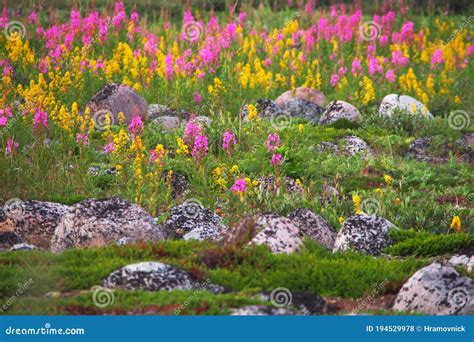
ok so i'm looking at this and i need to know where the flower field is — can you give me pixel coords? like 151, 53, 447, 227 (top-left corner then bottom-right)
0, 1, 473, 316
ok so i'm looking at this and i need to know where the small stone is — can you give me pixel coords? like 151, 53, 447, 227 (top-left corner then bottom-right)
10, 243, 38, 251
230, 305, 300, 316
333, 214, 395, 255
319, 100, 361, 125
163, 202, 227, 242
151, 116, 181, 131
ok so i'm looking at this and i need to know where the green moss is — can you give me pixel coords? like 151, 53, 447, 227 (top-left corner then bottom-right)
386, 230, 474, 257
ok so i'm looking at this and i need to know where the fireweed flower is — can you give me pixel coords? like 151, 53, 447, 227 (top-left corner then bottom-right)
230, 178, 247, 194
184, 120, 200, 145
128, 115, 143, 135
266, 133, 281, 151
192, 134, 208, 161
104, 142, 115, 154
222, 130, 237, 154
33, 109, 49, 131
5, 138, 19, 156
76, 133, 89, 146
270, 153, 284, 166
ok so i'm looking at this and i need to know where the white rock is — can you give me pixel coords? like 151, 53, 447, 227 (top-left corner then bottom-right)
379, 94, 433, 118
319, 100, 361, 125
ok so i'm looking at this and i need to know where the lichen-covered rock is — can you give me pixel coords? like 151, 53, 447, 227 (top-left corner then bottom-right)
317, 136, 372, 157
87, 83, 148, 124
258, 291, 326, 315
193, 116, 211, 128
319, 100, 361, 125
407, 135, 472, 163
147, 104, 191, 121
280, 98, 323, 123
393, 262, 474, 315
275, 87, 327, 108
449, 255, 474, 273
379, 94, 433, 118
170, 172, 189, 199
255, 99, 285, 118
256, 176, 303, 194
10, 243, 38, 251
248, 213, 304, 254
333, 215, 395, 255
341, 135, 373, 157
230, 305, 300, 316
0, 231, 22, 251
163, 202, 227, 241
51, 197, 163, 252
151, 116, 181, 131
1, 200, 69, 249
287, 208, 337, 249
103, 261, 224, 293
88, 165, 117, 176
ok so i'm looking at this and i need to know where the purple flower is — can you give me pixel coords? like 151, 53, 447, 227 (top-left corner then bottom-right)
128, 115, 143, 135
222, 130, 236, 153
230, 178, 247, 193
104, 142, 115, 154
270, 153, 284, 166
265, 133, 281, 151
192, 134, 208, 161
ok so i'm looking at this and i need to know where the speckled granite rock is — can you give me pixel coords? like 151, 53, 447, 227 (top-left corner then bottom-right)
280, 98, 323, 123
87, 83, 148, 124
1, 200, 69, 249
163, 202, 227, 242
230, 305, 300, 316
256, 176, 304, 194
226, 213, 303, 254
147, 104, 191, 121
103, 261, 224, 293
151, 116, 181, 131
333, 215, 395, 255
341, 135, 373, 157
379, 94, 432, 118
449, 255, 474, 273
319, 100, 361, 125
317, 136, 372, 157
51, 197, 163, 253
258, 291, 326, 315
393, 262, 474, 315
275, 87, 327, 108
406, 136, 472, 163
287, 208, 337, 249
10, 243, 38, 251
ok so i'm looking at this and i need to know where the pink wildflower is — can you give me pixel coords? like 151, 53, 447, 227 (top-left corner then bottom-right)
385, 69, 396, 82
33, 109, 48, 130
271, 153, 284, 166
222, 130, 236, 153
76, 133, 89, 146
184, 120, 200, 145
230, 178, 247, 194
128, 115, 143, 135
5, 138, 19, 156
192, 134, 208, 161
265, 133, 281, 151
104, 142, 115, 154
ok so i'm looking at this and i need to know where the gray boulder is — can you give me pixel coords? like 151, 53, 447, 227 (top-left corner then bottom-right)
103, 261, 224, 293
87, 83, 148, 125
333, 215, 395, 255
51, 197, 163, 252
393, 262, 473, 315
319, 100, 361, 125
288, 208, 337, 249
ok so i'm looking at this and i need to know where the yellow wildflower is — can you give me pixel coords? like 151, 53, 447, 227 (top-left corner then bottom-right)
230, 165, 239, 173
298, 124, 304, 133
450, 216, 462, 232
338, 216, 345, 224
247, 104, 259, 121
384, 175, 393, 186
